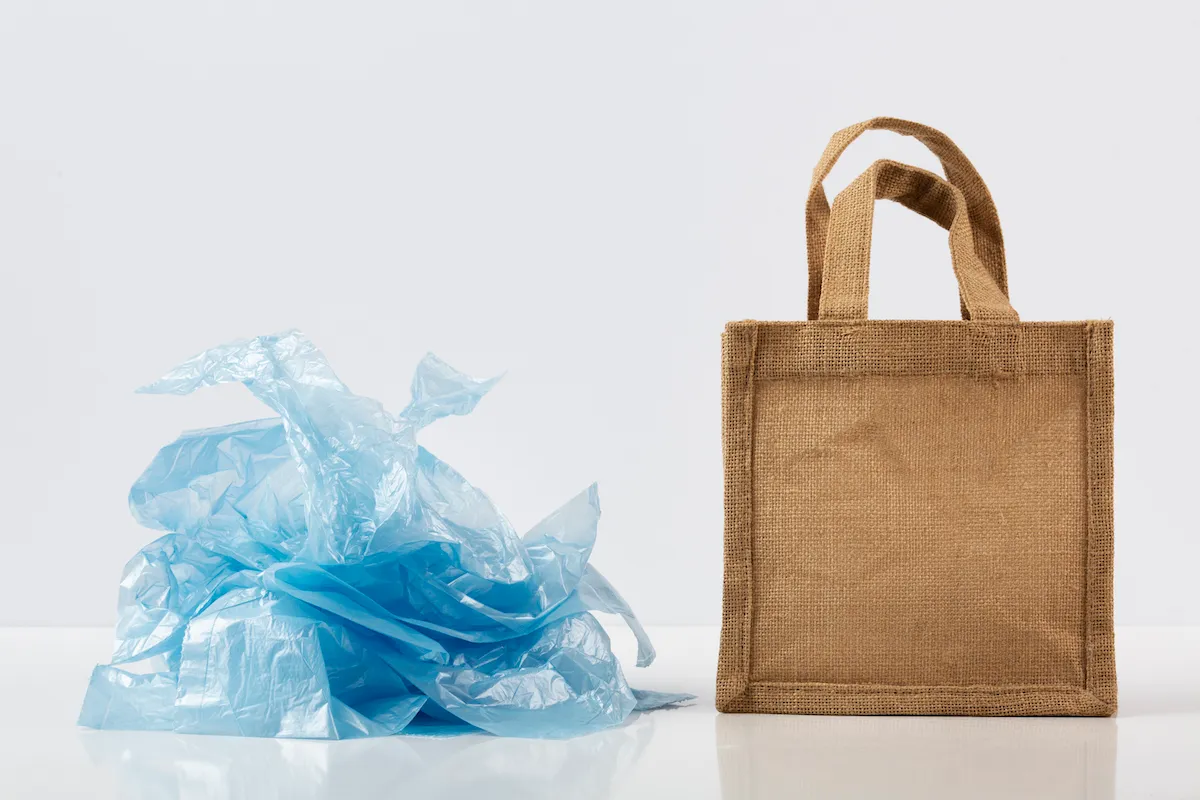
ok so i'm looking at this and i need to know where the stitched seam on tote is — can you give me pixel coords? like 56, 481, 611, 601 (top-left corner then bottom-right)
747, 682, 1092, 694
728, 320, 1108, 329
753, 371, 1087, 379
1082, 321, 1116, 709
744, 321, 1093, 381
716, 329, 744, 705
738, 325, 759, 694
1083, 323, 1095, 694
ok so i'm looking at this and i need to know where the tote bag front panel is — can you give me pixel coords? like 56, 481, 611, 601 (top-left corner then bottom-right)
717, 320, 1114, 715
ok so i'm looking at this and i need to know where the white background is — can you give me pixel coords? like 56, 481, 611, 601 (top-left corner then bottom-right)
0, 1, 1195, 628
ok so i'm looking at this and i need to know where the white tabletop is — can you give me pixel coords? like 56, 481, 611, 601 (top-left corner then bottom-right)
1, 625, 1196, 799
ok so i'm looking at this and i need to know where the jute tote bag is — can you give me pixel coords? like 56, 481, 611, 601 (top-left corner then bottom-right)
716, 118, 1116, 716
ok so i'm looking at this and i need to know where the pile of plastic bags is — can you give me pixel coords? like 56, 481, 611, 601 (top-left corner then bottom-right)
79, 331, 690, 739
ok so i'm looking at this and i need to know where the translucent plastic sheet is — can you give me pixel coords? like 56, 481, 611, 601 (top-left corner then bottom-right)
80, 331, 691, 739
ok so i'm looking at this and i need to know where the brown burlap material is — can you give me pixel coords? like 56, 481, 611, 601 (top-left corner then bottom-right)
717, 118, 1116, 716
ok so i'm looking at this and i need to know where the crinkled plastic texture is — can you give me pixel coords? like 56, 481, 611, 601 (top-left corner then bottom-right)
80, 331, 692, 739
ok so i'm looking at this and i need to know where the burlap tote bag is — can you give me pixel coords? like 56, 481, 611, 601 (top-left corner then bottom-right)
716, 118, 1115, 716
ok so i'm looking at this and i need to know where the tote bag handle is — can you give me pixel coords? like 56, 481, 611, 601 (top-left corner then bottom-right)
806, 117, 1008, 320
817, 159, 1018, 322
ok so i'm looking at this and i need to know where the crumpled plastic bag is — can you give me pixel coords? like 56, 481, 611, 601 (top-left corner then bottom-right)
79, 331, 691, 739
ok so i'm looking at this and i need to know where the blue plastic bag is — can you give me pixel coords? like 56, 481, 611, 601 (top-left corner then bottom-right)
79, 331, 691, 739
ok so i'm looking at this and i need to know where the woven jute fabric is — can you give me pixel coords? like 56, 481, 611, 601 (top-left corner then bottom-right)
716, 118, 1116, 717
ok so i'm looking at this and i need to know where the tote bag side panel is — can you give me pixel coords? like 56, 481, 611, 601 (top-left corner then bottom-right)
1084, 320, 1116, 712
716, 322, 759, 711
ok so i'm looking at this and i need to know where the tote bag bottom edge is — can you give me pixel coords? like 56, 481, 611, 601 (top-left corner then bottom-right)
716, 681, 1115, 717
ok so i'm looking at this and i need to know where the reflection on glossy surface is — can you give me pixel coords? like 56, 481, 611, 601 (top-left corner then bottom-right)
5, 627, 1199, 798
716, 714, 1116, 799
82, 714, 656, 800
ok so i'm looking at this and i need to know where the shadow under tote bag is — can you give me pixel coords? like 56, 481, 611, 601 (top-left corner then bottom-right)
716, 118, 1116, 716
